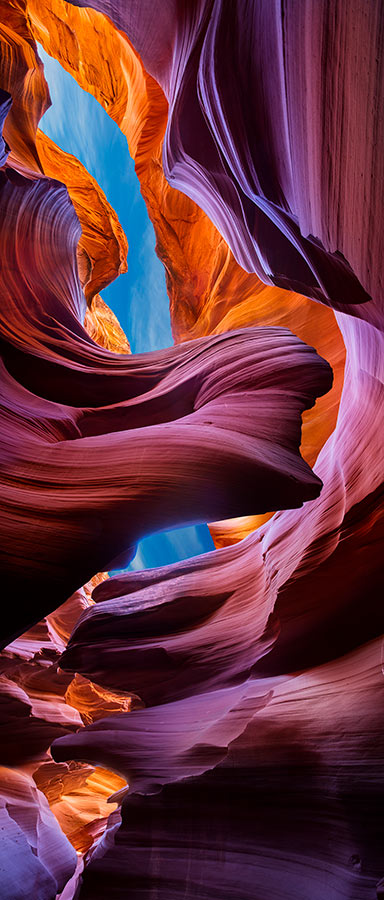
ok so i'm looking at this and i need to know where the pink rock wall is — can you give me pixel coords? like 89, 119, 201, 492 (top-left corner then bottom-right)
0, 2, 383, 898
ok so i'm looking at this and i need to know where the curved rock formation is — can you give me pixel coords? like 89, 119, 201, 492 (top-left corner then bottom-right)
28, 0, 346, 546
36, 131, 130, 352
36, 131, 128, 306
0, 1, 383, 899
61, 0, 383, 317
1, 0, 129, 355
0, 147, 331, 639
54, 640, 384, 900
0, 6, 134, 882
0, 766, 77, 898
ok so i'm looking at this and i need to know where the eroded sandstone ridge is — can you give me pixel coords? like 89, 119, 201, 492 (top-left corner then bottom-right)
0, 1, 383, 899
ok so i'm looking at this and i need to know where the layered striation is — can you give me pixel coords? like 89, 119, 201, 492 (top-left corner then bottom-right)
28, 0, 346, 545
0, 2, 383, 899
68, 0, 382, 316
0, 148, 331, 639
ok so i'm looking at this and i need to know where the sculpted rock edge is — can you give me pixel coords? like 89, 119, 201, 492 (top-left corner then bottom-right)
0, 2, 383, 899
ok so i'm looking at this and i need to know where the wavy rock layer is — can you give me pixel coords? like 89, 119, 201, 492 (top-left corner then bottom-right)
0, 766, 77, 898
36, 130, 130, 353
0, 4, 133, 884
0, 0, 129, 354
0, 586, 127, 862
36, 131, 128, 306
28, 0, 346, 546
64, 0, 383, 315
50, 2, 383, 898
0, 1, 383, 899
53, 640, 384, 900
0, 151, 330, 639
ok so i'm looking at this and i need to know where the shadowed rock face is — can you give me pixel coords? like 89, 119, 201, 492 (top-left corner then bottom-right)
54, 641, 384, 900
29, 0, 347, 554
0, 148, 330, 642
1, 2, 384, 899
66, 0, 383, 314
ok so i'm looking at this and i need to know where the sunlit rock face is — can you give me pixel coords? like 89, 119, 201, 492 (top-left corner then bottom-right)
28, 0, 347, 545
0, 766, 77, 898
64, 0, 383, 315
0, 152, 330, 636
38, 131, 131, 353
0, 2, 384, 900
36, 131, 129, 303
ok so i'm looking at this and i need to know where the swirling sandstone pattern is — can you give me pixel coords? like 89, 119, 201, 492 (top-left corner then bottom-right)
0, 154, 330, 639
0, 1, 383, 899
28, 0, 346, 545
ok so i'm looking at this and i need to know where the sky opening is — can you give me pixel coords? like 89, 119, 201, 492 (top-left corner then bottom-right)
39, 45, 215, 571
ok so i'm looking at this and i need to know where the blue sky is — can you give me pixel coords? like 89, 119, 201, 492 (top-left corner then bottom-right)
38, 45, 171, 353
38, 46, 214, 570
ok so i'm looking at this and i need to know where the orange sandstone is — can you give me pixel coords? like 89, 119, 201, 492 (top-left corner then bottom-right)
28, 0, 345, 545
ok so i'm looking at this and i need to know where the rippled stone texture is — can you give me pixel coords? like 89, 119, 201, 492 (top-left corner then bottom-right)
29, 0, 346, 545
51, 2, 383, 898
64, 0, 383, 313
0, 766, 77, 898
0, 5, 134, 884
54, 641, 384, 900
1, 1, 384, 899
0, 149, 330, 640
